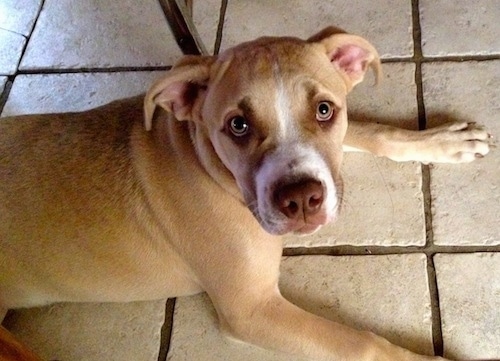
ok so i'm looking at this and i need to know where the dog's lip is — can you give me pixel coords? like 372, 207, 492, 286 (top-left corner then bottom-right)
286, 209, 339, 235
293, 223, 323, 235
259, 208, 338, 236
266, 219, 326, 236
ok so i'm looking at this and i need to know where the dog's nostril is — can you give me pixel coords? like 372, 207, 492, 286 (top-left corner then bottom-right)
286, 201, 299, 215
276, 196, 300, 218
309, 194, 322, 209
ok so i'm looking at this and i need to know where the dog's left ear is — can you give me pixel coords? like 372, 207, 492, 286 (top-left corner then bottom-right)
144, 55, 215, 131
308, 26, 381, 91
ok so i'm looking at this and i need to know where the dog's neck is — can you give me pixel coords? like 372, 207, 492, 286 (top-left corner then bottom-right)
187, 122, 244, 203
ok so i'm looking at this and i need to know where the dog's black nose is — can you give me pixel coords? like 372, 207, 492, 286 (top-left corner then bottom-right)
274, 179, 324, 219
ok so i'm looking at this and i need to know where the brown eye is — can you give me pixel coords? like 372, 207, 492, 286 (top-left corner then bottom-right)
316, 101, 335, 122
229, 116, 249, 136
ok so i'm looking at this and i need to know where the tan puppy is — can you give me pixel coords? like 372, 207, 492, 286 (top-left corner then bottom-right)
0, 27, 491, 360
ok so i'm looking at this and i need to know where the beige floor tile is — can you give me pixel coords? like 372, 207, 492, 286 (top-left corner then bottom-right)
19, 0, 183, 70
286, 63, 425, 247
0, 29, 26, 75
168, 254, 434, 359
348, 62, 418, 129
422, 61, 500, 246
280, 255, 434, 355
0, 0, 42, 36
220, 0, 413, 58
1, 71, 165, 117
3, 300, 166, 361
434, 253, 500, 359
420, 0, 500, 56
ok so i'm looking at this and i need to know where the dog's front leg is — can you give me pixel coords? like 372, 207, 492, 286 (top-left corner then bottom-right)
344, 120, 491, 164
199, 236, 448, 361
210, 286, 448, 361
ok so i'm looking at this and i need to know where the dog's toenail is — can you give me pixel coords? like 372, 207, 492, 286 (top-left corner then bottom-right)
475, 153, 484, 158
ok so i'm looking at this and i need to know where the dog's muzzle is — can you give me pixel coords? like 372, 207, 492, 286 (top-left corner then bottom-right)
252, 145, 339, 235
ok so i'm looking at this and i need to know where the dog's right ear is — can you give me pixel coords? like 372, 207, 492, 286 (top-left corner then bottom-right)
308, 26, 381, 92
144, 56, 215, 131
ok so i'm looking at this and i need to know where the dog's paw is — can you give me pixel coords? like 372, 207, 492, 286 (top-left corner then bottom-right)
418, 122, 493, 164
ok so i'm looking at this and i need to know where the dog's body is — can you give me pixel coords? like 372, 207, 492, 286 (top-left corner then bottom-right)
0, 28, 491, 360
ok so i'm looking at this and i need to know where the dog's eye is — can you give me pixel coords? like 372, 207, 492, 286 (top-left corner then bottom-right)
229, 116, 249, 137
316, 101, 335, 122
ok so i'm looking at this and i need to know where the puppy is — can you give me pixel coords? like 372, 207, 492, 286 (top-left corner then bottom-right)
0, 27, 490, 360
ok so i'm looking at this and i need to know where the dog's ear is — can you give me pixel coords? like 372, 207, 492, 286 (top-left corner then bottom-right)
144, 56, 215, 131
308, 26, 381, 91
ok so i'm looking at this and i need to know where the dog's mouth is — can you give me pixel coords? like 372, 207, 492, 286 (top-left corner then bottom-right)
295, 221, 331, 236
258, 203, 338, 236
249, 203, 338, 236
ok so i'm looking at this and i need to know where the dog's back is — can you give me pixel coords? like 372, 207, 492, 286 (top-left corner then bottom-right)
0, 96, 145, 307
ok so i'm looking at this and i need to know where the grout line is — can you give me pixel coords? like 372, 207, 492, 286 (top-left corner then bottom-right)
0, 27, 28, 38
30, 0, 45, 35
426, 254, 444, 356
380, 57, 415, 63
213, 0, 228, 55
410, 0, 426, 131
420, 54, 500, 62
0, 78, 14, 114
421, 164, 434, 253
10, 54, 497, 77
382, 54, 500, 63
282, 245, 500, 257
157, 298, 176, 361
411, 0, 444, 356
15, 0, 45, 76
16, 66, 171, 75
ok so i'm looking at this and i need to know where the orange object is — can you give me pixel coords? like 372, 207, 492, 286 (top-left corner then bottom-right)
0, 326, 43, 361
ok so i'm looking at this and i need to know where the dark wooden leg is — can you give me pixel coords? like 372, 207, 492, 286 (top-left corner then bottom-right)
158, 0, 208, 55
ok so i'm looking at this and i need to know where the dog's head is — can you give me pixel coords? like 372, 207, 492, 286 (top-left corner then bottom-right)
144, 27, 380, 235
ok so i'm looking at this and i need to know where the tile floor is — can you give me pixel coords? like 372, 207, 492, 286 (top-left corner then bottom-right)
0, 0, 499, 360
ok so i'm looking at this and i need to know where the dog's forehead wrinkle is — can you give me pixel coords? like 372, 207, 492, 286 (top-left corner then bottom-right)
237, 96, 255, 117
